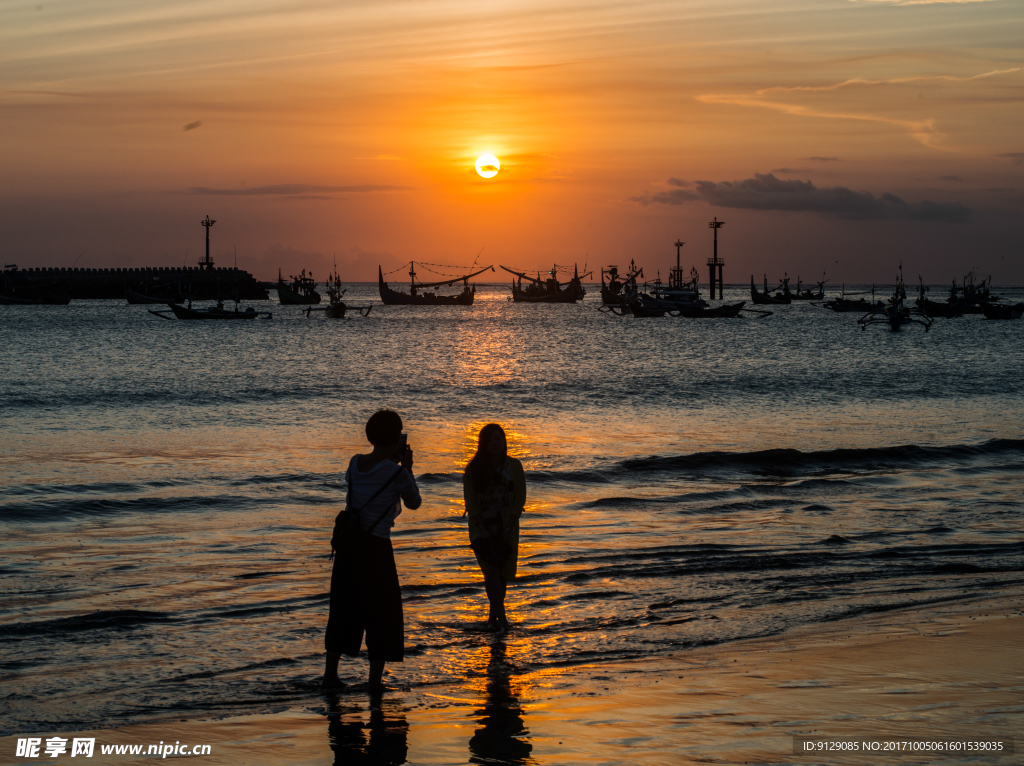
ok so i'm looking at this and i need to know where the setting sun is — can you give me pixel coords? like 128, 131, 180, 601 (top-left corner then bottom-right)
475, 154, 500, 179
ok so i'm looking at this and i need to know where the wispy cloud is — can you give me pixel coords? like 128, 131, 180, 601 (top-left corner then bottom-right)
185, 184, 409, 195
698, 68, 1022, 150
805, 157, 840, 162
998, 153, 1024, 164
182, 120, 202, 131
850, 0, 999, 5
631, 173, 972, 222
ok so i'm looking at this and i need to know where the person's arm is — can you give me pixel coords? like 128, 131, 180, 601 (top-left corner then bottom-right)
397, 467, 421, 510
463, 471, 483, 541
509, 458, 526, 520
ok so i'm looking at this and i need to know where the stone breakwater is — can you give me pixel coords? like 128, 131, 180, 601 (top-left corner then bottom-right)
2, 265, 269, 300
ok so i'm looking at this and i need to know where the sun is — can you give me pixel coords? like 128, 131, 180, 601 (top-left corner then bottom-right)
475, 154, 500, 178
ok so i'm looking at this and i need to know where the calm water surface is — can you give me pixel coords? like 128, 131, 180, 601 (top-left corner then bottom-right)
1, 283, 1022, 738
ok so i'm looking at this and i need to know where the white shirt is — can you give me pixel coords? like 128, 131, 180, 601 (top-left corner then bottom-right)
345, 455, 421, 539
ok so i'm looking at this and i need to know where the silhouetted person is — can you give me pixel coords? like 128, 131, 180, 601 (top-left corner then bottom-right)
324, 410, 421, 692
463, 424, 526, 631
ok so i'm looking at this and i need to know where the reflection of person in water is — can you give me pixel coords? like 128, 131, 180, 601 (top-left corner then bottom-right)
463, 423, 526, 631
327, 699, 409, 766
469, 640, 533, 765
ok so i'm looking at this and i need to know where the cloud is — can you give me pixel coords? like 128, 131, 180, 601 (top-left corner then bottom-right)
998, 153, 1024, 165
667, 177, 690, 187
631, 173, 972, 221
850, 0, 999, 5
805, 156, 840, 162
771, 167, 812, 174
938, 175, 964, 182
185, 184, 409, 195
698, 68, 1022, 150
182, 120, 202, 131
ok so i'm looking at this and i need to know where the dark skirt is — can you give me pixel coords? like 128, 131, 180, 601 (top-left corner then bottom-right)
325, 534, 404, 662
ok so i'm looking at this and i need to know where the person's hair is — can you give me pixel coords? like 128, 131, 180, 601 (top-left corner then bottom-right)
365, 409, 403, 447
465, 423, 507, 488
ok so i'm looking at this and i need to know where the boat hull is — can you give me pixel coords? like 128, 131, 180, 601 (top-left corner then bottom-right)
981, 302, 1024, 320
379, 279, 474, 305
0, 293, 71, 305
151, 303, 270, 320
511, 283, 584, 303
276, 284, 321, 304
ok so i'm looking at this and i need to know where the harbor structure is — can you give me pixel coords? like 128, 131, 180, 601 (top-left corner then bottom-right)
707, 217, 725, 300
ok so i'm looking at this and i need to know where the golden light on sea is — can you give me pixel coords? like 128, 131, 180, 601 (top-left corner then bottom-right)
475, 154, 500, 178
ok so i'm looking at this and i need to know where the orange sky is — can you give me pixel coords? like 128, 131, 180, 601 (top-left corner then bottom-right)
1, 0, 1022, 282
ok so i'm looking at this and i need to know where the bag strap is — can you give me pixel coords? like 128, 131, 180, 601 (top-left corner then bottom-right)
335, 462, 402, 533
361, 465, 403, 535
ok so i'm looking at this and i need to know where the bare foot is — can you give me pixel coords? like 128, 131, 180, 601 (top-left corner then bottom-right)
321, 675, 346, 691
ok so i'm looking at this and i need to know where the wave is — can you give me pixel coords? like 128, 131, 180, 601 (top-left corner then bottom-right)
618, 438, 1024, 479
0, 610, 172, 637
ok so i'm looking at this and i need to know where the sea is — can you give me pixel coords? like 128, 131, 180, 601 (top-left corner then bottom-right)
2, 282, 1023, 743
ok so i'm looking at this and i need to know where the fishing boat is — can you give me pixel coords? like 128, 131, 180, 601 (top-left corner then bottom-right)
816, 284, 884, 312
981, 302, 1024, 320
914, 277, 961, 319
149, 298, 272, 320
672, 301, 746, 318
0, 292, 71, 305
125, 280, 186, 305
501, 264, 588, 303
600, 261, 642, 305
1, 265, 70, 304
750, 275, 790, 305
276, 269, 321, 305
379, 262, 493, 306
303, 270, 372, 318
858, 270, 931, 332
790, 275, 827, 300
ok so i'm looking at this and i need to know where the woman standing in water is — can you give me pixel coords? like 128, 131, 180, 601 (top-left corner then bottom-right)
323, 409, 421, 692
463, 423, 526, 632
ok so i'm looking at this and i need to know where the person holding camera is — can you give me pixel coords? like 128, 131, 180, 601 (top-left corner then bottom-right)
463, 423, 526, 632
323, 409, 421, 692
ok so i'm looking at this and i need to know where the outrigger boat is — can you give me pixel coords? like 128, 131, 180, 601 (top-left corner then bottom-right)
149, 297, 272, 320
790, 275, 827, 300
750, 274, 790, 305
817, 284, 884, 313
277, 269, 321, 305
914, 277, 962, 319
125, 280, 186, 305
303, 270, 372, 318
857, 270, 931, 332
379, 262, 493, 306
0, 292, 70, 305
981, 302, 1024, 320
1, 265, 70, 304
501, 264, 588, 303
600, 261, 642, 305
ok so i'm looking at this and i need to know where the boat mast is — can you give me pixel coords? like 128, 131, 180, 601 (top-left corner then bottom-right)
409, 261, 417, 295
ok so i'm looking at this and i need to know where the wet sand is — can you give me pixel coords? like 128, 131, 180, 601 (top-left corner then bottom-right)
3, 593, 1020, 765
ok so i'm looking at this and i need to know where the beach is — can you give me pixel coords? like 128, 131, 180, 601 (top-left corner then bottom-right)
2, 288, 1023, 763
3, 594, 1019, 765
